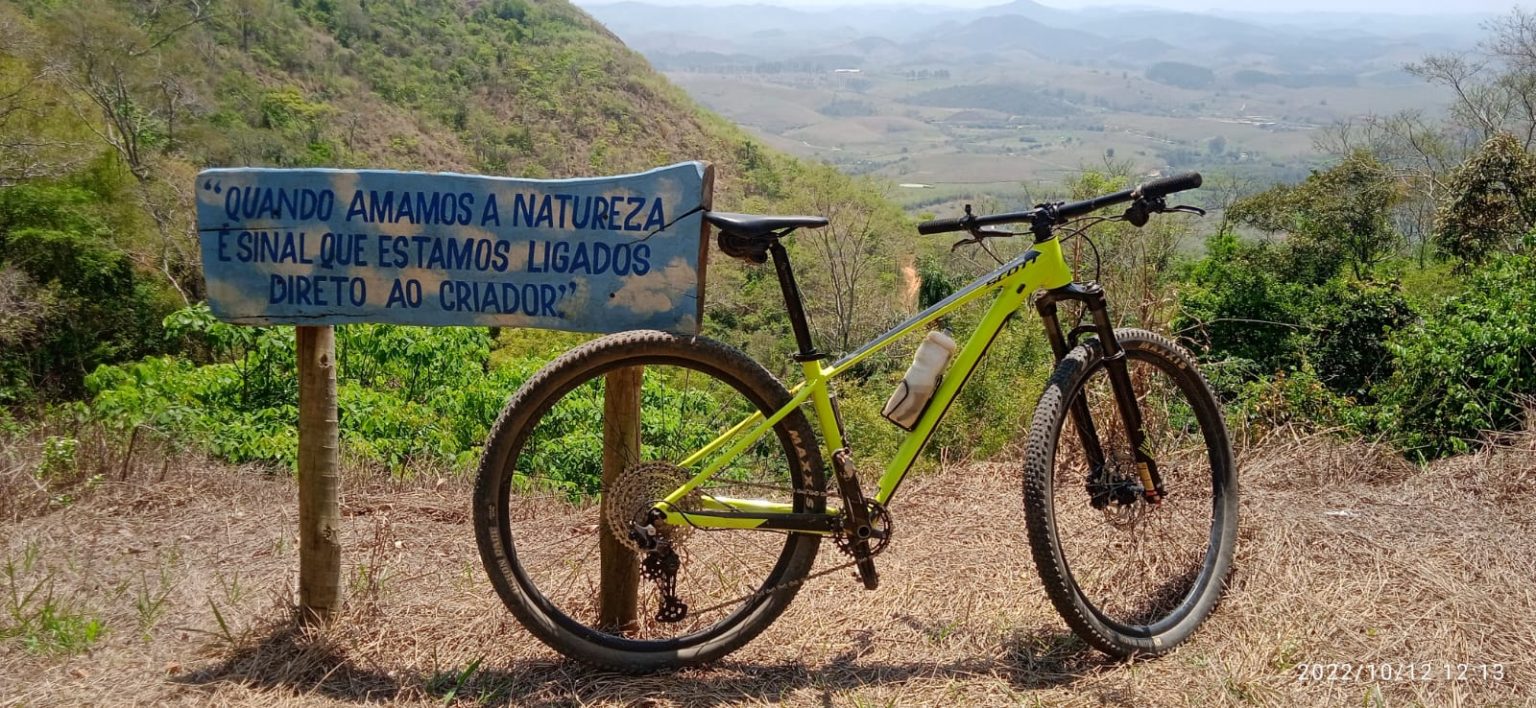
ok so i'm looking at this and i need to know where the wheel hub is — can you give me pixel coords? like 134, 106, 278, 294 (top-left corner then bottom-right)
1086, 456, 1154, 529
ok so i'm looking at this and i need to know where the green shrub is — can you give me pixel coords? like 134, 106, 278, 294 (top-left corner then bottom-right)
1231, 365, 1370, 432
1174, 232, 1312, 389
1373, 254, 1536, 458
1435, 133, 1536, 266
89, 306, 518, 472
0, 179, 175, 403
1176, 232, 1415, 404
86, 305, 761, 488
35, 436, 78, 482
1307, 280, 1415, 402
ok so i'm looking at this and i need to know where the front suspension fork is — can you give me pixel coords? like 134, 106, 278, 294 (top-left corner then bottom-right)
1036, 282, 1165, 502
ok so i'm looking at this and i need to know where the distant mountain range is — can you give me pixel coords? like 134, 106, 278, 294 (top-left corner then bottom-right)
575, 0, 1486, 73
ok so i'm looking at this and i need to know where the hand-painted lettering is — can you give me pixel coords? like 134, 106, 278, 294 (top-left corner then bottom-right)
224, 187, 334, 223
437, 280, 572, 318
644, 200, 666, 231
235, 231, 313, 265
497, 192, 668, 233
525, 240, 651, 276
345, 190, 476, 225
318, 232, 369, 269
624, 196, 647, 231
480, 194, 500, 226
197, 162, 706, 331
386, 278, 424, 308
269, 274, 365, 306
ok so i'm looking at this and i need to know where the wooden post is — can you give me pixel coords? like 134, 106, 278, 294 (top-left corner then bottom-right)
598, 365, 642, 633
297, 325, 342, 624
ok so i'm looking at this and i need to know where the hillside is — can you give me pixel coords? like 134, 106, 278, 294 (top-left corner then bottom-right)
0, 0, 828, 205
0, 0, 915, 400
4, 1, 1536, 703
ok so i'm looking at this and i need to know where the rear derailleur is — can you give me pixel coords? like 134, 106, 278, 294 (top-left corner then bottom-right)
629, 510, 688, 623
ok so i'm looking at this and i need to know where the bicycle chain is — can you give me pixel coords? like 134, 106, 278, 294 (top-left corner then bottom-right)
607, 465, 883, 622
698, 477, 832, 499
682, 500, 891, 619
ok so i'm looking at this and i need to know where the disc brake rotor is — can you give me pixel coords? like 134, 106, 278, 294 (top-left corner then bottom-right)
1095, 449, 1152, 529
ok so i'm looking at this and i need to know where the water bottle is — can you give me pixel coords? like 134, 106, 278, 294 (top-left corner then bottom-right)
882, 330, 957, 430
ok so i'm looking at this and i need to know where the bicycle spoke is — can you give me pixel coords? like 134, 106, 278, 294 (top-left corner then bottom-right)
481, 345, 821, 647
1050, 354, 1218, 630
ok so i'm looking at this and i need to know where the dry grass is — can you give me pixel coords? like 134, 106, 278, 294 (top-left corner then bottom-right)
2, 429, 1533, 706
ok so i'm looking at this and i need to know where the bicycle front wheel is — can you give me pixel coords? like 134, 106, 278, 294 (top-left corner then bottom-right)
473, 330, 826, 672
1024, 328, 1237, 657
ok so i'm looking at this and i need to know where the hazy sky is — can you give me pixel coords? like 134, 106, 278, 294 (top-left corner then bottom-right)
578, 0, 1519, 13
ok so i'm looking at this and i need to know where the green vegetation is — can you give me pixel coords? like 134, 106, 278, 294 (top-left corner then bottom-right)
1177, 135, 1535, 459
1374, 255, 1536, 457
3, 0, 1535, 504
3, 544, 106, 655
0, 166, 180, 402
904, 84, 1080, 118
89, 307, 506, 470
1434, 133, 1536, 266
1232, 70, 1357, 89
0, 0, 929, 489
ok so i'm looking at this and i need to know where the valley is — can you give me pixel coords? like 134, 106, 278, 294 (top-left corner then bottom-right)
581, 0, 1475, 208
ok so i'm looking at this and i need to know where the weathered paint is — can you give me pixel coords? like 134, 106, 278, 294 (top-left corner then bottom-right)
195, 162, 711, 333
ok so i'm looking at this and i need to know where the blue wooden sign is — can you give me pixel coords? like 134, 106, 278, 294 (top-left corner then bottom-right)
195, 162, 713, 333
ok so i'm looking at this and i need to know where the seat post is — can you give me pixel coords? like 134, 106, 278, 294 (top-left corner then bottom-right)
767, 240, 823, 361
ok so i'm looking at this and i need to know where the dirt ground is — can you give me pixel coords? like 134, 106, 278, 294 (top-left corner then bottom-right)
1, 432, 1532, 707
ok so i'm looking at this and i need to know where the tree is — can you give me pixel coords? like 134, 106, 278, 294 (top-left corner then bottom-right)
1230, 151, 1403, 280
1407, 8, 1536, 150
1435, 132, 1536, 266
44, 0, 212, 181
1145, 62, 1214, 90
774, 163, 906, 353
0, 7, 86, 187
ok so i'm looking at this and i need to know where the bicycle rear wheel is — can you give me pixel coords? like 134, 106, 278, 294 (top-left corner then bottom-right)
473, 330, 825, 672
1024, 328, 1237, 657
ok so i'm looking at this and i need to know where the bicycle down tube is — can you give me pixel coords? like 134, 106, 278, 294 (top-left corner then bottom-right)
659, 237, 1075, 532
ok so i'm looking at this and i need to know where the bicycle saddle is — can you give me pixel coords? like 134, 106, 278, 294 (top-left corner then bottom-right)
705, 212, 828, 236
706, 212, 828, 263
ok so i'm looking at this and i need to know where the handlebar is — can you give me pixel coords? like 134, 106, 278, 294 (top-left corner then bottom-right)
916, 172, 1203, 236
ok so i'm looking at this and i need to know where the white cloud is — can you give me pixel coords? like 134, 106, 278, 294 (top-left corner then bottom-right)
608, 257, 697, 315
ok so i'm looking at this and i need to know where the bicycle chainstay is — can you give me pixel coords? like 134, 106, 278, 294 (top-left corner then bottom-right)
660, 496, 892, 621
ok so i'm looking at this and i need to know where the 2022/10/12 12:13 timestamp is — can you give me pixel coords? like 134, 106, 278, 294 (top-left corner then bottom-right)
1295, 662, 1506, 683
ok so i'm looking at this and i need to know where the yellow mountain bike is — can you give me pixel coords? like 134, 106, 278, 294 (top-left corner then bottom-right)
473, 173, 1238, 672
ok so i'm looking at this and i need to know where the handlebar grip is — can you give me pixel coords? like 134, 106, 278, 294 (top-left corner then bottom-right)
1137, 172, 1202, 199
917, 216, 968, 235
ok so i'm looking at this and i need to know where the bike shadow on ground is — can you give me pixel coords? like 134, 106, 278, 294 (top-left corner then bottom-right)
175, 620, 1109, 705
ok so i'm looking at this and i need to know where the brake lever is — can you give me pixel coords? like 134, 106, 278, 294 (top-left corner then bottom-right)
1123, 198, 1157, 227
1122, 197, 1207, 228
950, 226, 1016, 252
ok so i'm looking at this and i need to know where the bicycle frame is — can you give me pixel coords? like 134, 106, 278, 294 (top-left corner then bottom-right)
658, 236, 1075, 533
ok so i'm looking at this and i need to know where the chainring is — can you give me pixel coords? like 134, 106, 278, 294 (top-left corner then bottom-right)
602, 462, 702, 554
834, 500, 893, 559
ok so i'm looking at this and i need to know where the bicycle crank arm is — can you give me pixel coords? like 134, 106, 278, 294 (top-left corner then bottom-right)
832, 448, 880, 590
